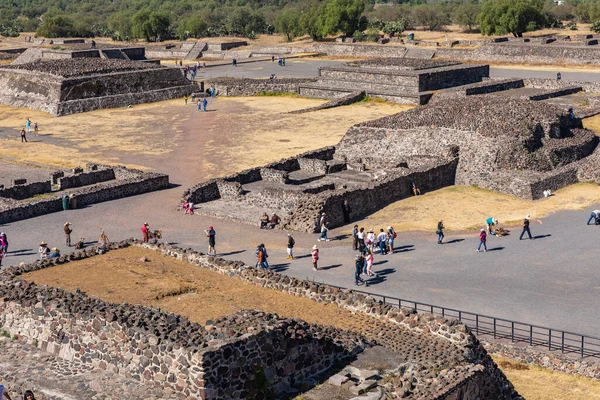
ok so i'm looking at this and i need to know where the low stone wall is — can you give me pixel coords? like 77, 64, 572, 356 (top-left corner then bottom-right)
0, 180, 52, 200
58, 168, 115, 190
205, 77, 316, 96
0, 167, 169, 224
311, 43, 408, 58
524, 78, 600, 93
260, 167, 289, 183
298, 157, 329, 174
288, 90, 365, 114
430, 78, 525, 103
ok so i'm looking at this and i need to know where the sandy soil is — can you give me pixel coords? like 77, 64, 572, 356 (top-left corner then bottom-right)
349, 183, 600, 233
583, 114, 600, 135
21, 246, 387, 332
492, 356, 600, 400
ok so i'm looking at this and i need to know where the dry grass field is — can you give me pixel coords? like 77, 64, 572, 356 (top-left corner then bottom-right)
492, 356, 600, 400
352, 183, 600, 233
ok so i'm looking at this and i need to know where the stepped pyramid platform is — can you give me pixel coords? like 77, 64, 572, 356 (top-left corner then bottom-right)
299, 58, 489, 105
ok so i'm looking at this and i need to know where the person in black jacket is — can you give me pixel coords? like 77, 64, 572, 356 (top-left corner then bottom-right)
519, 215, 533, 240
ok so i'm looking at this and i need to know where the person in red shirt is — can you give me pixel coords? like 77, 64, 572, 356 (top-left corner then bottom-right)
141, 222, 149, 243
311, 245, 319, 271
477, 229, 487, 252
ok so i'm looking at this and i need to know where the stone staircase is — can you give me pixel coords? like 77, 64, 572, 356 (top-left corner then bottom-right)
185, 42, 207, 60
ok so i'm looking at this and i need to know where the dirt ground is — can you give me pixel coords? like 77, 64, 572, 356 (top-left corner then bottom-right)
492, 356, 600, 400
20, 246, 386, 332
350, 183, 600, 233
0, 97, 410, 173
583, 114, 600, 135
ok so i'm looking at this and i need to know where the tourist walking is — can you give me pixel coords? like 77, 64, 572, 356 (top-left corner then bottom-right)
256, 246, 266, 269
387, 226, 396, 253
141, 222, 149, 243
33, 122, 38, 136
25, 118, 31, 135
485, 217, 498, 235
0, 383, 13, 400
519, 215, 533, 240
38, 241, 50, 259
437, 220, 444, 244
259, 244, 269, 268
377, 228, 387, 255
311, 244, 319, 270
0, 232, 8, 257
587, 209, 600, 225
365, 248, 375, 277
477, 229, 487, 252
352, 225, 359, 250
184, 95, 188, 105
197, 99, 202, 111
64, 222, 72, 247
206, 226, 216, 255
202, 98, 208, 112
357, 227, 365, 250
20, 129, 27, 143
317, 213, 330, 241
354, 252, 365, 286
286, 233, 295, 260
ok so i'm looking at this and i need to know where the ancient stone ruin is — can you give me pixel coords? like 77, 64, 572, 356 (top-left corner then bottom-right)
183, 96, 600, 232
0, 240, 521, 399
0, 57, 196, 115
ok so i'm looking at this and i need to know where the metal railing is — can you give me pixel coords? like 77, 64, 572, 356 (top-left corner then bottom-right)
320, 282, 600, 359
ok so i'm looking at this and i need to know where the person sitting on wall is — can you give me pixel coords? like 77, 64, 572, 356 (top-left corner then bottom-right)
76, 237, 85, 249
411, 182, 421, 196
260, 212, 270, 229
38, 242, 50, 260
269, 213, 281, 229
48, 247, 61, 258
568, 106, 576, 121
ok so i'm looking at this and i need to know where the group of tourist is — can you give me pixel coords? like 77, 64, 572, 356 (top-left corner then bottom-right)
0, 383, 36, 400
259, 212, 280, 229
19, 118, 38, 143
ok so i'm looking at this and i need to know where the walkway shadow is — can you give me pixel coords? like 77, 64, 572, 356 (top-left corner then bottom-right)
320, 264, 342, 270
365, 275, 387, 286
332, 234, 350, 241
374, 268, 396, 276
8, 249, 33, 254
533, 234, 552, 240
445, 239, 464, 244
487, 246, 505, 252
270, 263, 289, 273
295, 254, 312, 259
373, 259, 388, 266
393, 245, 415, 253
220, 250, 246, 257
8, 252, 36, 256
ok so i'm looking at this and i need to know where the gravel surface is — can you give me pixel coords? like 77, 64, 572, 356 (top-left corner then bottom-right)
2, 58, 164, 77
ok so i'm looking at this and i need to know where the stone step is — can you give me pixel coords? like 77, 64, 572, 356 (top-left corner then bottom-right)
314, 78, 419, 93
298, 84, 432, 105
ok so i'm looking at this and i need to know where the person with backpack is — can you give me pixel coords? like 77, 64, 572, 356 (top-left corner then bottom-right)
256, 246, 266, 269
286, 234, 295, 260
259, 243, 269, 268
519, 215, 533, 240
387, 226, 396, 253
477, 229, 487, 252
311, 245, 319, 270
354, 252, 365, 286
437, 220, 445, 244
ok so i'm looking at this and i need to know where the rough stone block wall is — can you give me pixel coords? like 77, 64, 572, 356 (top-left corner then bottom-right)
0, 69, 63, 114
311, 43, 408, 58
524, 77, 600, 93
216, 180, 243, 200
298, 157, 328, 174
288, 90, 365, 114
0, 180, 52, 200
260, 168, 289, 183
58, 168, 116, 190
298, 86, 356, 99
206, 78, 316, 97
243, 187, 305, 211
418, 65, 489, 91
184, 180, 220, 204
319, 67, 420, 87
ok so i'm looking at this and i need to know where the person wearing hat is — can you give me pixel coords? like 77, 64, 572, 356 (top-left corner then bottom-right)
485, 217, 498, 235
366, 229, 376, 252
205, 226, 216, 256
64, 222, 72, 247
49, 247, 61, 258
38, 242, 50, 260
141, 222, 149, 243
0, 232, 7, 257
477, 229, 487, 252
311, 244, 319, 271
520, 215, 533, 240
286, 233, 295, 260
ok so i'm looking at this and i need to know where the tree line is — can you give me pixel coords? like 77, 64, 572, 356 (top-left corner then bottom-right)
1, 0, 600, 41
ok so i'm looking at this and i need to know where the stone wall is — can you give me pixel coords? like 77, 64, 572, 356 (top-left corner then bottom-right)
311, 43, 409, 58
288, 90, 365, 114
524, 77, 600, 93
58, 168, 115, 190
205, 77, 316, 96
0, 167, 169, 224
430, 78, 525, 103
0, 180, 52, 200
0, 68, 63, 115
260, 167, 289, 183
436, 43, 600, 66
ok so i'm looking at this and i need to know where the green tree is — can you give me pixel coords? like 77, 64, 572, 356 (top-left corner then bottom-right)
227, 7, 266, 38
107, 11, 133, 39
382, 20, 405, 37
321, 0, 368, 37
452, 2, 481, 32
131, 10, 171, 41
177, 14, 208, 39
478, 0, 547, 37
412, 3, 450, 31
299, 5, 325, 41
591, 20, 600, 33
36, 15, 92, 37
275, 8, 301, 41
